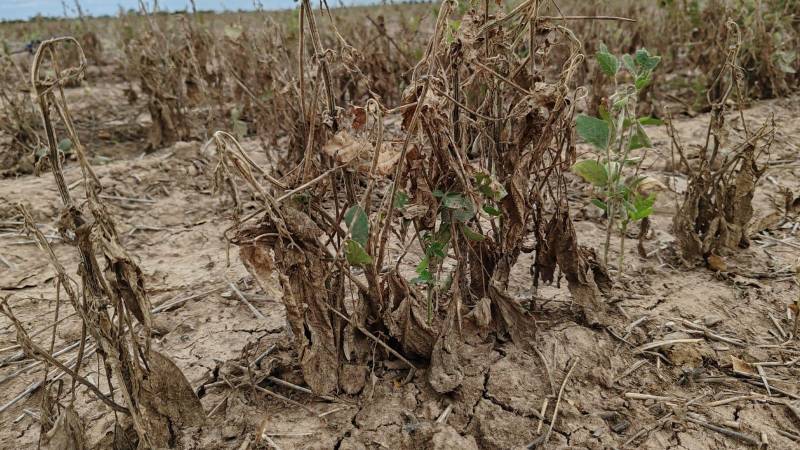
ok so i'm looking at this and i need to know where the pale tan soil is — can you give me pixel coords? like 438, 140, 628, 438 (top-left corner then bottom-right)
1, 80, 799, 449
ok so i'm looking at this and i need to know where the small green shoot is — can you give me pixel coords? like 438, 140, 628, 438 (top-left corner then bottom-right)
573, 45, 661, 272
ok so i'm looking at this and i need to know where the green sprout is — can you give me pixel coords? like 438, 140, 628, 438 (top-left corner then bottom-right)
572, 46, 662, 273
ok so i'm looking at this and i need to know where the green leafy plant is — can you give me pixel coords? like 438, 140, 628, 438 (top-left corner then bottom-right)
412, 190, 486, 322
573, 45, 662, 271
344, 205, 372, 267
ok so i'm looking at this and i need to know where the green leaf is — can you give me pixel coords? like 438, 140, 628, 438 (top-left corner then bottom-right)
344, 205, 369, 247
461, 225, 485, 241
635, 71, 652, 91
622, 54, 636, 73
572, 160, 608, 187
626, 193, 656, 221
413, 257, 432, 284
427, 241, 447, 258
441, 193, 475, 223
628, 124, 653, 150
638, 116, 664, 126
393, 191, 409, 210
596, 50, 620, 77
635, 48, 661, 71
345, 239, 373, 267
591, 198, 608, 212
576, 115, 610, 150
636, 192, 656, 209
482, 205, 501, 217
598, 104, 611, 123
58, 138, 73, 153
416, 256, 429, 274
475, 172, 508, 202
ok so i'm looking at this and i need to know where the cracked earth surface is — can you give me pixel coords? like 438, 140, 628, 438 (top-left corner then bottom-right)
2, 91, 800, 448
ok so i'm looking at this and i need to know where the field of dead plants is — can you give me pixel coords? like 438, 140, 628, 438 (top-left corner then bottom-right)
1, 0, 799, 448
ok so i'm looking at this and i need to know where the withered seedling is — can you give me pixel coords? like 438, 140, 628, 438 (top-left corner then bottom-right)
1, 37, 205, 448
0, 52, 41, 176
672, 22, 774, 263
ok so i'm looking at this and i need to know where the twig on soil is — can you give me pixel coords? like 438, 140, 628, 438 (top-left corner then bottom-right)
0, 254, 12, 268
151, 287, 223, 313
261, 434, 282, 450
534, 346, 556, 396
704, 395, 757, 407
252, 345, 277, 367
266, 376, 338, 403
318, 407, 345, 418
675, 318, 746, 346
634, 338, 703, 353
625, 315, 650, 333
263, 432, 315, 437
529, 357, 579, 448
98, 194, 157, 204
614, 360, 647, 384
0, 339, 82, 384
756, 364, 772, 396
743, 379, 800, 400
253, 385, 316, 416
539, 15, 636, 22
228, 281, 267, 320
238, 436, 253, 450
755, 234, 800, 251
0, 345, 97, 414
536, 399, 549, 434
208, 393, 230, 417
13, 409, 40, 424
685, 414, 761, 446
624, 392, 679, 402
768, 313, 788, 341
623, 412, 674, 447
436, 403, 453, 424
777, 429, 800, 442
0, 312, 78, 362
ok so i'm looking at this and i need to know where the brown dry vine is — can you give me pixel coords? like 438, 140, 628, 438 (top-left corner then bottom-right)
0, 36, 207, 449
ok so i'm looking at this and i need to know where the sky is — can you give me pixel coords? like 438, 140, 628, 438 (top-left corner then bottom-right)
0, 0, 379, 21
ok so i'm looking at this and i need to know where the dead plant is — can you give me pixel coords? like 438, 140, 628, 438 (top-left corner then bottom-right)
672, 22, 775, 263
208, 0, 614, 398
2, 36, 206, 448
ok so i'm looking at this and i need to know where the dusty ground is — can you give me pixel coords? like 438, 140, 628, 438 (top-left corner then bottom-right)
2, 75, 800, 449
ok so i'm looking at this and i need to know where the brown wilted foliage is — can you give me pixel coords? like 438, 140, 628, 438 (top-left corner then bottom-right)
0, 53, 40, 175
0, 37, 205, 448
209, 0, 614, 396
672, 23, 775, 262
119, 9, 224, 149
561, 0, 799, 110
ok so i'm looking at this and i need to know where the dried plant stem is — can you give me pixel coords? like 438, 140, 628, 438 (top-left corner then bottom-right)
1, 301, 127, 414
228, 282, 266, 320
530, 357, 579, 448
301, 0, 336, 127
326, 305, 417, 373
